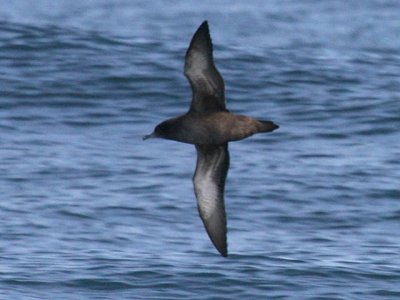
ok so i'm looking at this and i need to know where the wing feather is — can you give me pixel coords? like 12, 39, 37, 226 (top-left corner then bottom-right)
193, 143, 229, 257
184, 21, 226, 113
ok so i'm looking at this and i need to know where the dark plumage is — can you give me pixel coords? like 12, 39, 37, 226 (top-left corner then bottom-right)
144, 21, 278, 257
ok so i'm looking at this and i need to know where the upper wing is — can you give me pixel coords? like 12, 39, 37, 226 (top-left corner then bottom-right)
193, 143, 229, 257
184, 21, 226, 113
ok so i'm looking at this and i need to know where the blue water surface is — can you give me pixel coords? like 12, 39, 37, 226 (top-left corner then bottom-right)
1, 1, 399, 299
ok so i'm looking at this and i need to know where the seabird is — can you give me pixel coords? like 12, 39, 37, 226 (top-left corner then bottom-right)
143, 21, 278, 257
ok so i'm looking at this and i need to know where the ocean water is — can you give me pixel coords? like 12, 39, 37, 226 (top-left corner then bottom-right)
1, 1, 399, 299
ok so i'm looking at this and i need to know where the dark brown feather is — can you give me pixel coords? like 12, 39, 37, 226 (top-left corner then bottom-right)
193, 143, 229, 257
184, 21, 226, 113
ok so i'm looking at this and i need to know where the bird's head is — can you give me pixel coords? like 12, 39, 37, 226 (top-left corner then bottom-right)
143, 119, 175, 141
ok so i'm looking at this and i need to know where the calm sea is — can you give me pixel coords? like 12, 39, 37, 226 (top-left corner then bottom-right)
1, 1, 399, 299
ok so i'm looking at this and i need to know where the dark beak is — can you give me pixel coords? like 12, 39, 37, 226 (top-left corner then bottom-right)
142, 132, 157, 140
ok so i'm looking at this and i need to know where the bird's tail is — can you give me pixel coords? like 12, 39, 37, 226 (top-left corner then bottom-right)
258, 120, 279, 132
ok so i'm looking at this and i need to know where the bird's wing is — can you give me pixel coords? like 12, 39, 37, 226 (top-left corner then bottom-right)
193, 143, 229, 257
184, 21, 226, 113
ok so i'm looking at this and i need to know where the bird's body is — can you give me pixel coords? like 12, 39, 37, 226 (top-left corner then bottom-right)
144, 21, 278, 257
153, 112, 278, 145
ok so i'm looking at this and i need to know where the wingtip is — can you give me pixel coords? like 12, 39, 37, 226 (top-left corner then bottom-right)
220, 248, 228, 258
196, 20, 210, 36
200, 20, 208, 28
210, 233, 228, 257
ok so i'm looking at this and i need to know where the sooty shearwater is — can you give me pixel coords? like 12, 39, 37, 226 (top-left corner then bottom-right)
143, 21, 278, 257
